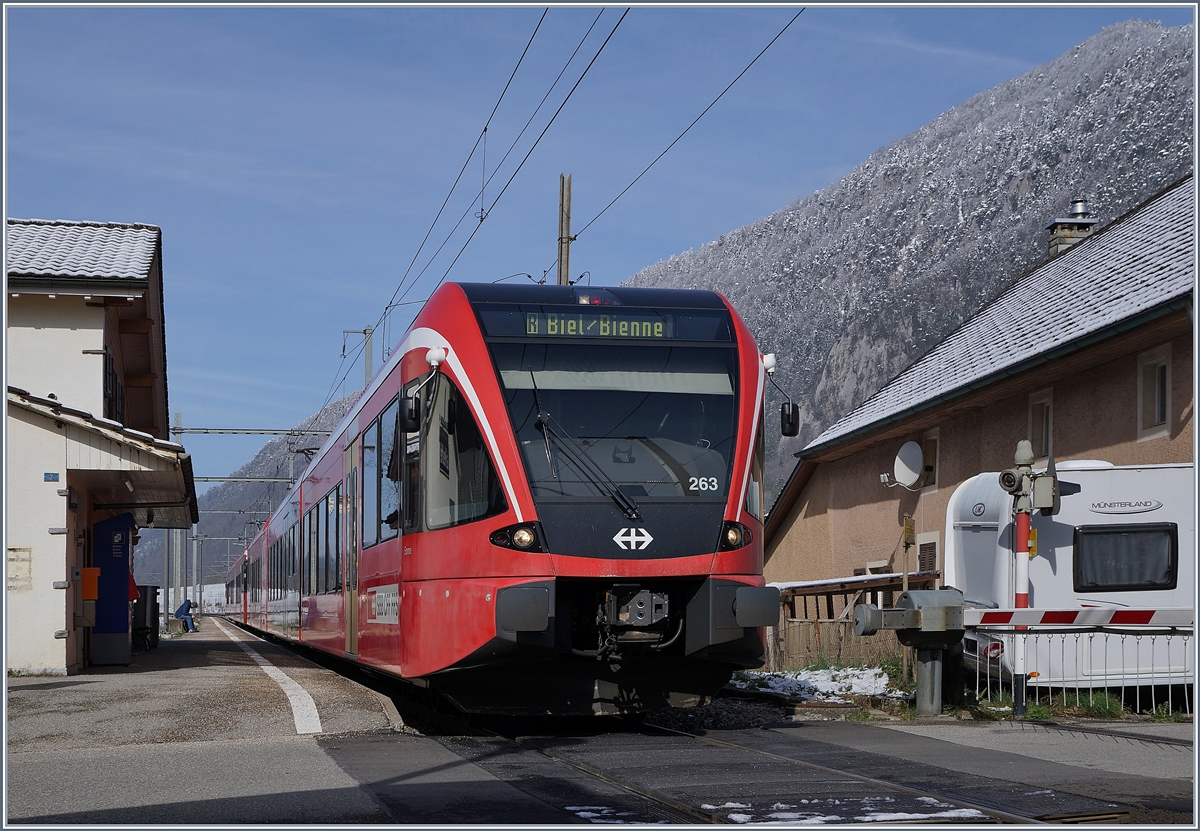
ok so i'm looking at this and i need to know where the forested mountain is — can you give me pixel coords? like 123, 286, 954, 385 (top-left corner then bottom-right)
622, 20, 1194, 498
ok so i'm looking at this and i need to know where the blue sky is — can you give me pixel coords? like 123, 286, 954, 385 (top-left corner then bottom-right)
5, 4, 1194, 485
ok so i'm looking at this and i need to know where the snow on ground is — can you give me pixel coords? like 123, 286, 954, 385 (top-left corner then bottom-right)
699, 796, 986, 825
729, 667, 907, 702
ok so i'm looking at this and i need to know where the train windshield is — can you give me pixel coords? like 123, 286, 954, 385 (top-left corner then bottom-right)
486, 341, 739, 504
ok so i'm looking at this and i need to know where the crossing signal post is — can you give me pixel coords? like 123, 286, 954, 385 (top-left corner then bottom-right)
996, 440, 1062, 715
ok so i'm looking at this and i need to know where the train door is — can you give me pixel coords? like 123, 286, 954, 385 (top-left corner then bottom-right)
345, 439, 360, 656
241, 557, 249, 623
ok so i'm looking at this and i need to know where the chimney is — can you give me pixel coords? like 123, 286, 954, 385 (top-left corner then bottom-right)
1046, 197, 1099, 257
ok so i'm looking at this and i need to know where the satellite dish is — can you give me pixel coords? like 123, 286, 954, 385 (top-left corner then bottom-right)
893, 441, 924, 488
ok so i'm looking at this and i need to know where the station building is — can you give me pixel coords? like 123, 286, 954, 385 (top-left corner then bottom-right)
764, 176, 1194, 593
6, 219, 198, 675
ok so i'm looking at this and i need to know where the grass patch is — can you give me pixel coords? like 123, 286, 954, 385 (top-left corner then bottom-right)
878, 655, 915, 695
1148, 702, 1192, 723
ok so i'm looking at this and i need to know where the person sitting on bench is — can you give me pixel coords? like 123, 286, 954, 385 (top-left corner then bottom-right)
174, 598, 197, 633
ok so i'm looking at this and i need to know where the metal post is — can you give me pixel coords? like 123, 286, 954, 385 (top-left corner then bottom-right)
173, 528, 183, 617
191, 531, 197, 604
1013, 670, 1027, 717
162, 528, 171, 632
916, 648, 944, 716
364, 325, 373, 387
557, 174, 573, 285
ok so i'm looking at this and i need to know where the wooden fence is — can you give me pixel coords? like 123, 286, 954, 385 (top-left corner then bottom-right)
766, 571, 940, 670
764, 620, 902, 672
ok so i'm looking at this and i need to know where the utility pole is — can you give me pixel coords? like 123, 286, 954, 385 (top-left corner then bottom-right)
557, 174, 574, 286
191, 530, 199, 605
162, 528, 171, 632
173, 527, 183, 616
344, 327, 375, 388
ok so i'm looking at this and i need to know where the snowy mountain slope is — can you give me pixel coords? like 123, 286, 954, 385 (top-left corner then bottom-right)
623, 20, 1194, 496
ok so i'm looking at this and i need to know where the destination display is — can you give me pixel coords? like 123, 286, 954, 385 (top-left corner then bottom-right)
524, 310, 672, 340
476, 305, 733, 342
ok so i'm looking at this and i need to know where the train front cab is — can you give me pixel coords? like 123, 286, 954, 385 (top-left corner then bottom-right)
395, 283, 779, 715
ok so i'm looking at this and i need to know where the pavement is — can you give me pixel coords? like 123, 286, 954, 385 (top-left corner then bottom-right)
6, 618, 1195, 824
795, 718, 1194, 823
4, 617, 677, 824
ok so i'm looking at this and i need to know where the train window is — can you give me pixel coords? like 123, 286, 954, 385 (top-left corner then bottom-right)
1074, 523, 1177, 592
490, 343, 738, 503
317, 497, 329, 594
744, 409, 765, 521
363, 420, 378, 549
305, 507, 317, 595
422, 374, 508, 530
403, 379, 423, 532
362, 398, 401, 548
326, 484, 341, 592
379, 400, 400, 542
288, 524, 297, 593
345, 468, 358, 591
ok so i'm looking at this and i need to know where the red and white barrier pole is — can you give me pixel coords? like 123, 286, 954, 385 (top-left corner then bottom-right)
1014, 510, 1030, 609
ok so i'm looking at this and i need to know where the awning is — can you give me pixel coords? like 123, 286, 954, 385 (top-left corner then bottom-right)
7, 387, 199, 528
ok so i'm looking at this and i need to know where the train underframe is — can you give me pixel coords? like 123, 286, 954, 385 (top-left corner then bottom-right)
427, 576, 773, 716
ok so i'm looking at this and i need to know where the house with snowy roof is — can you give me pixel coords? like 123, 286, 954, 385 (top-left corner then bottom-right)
763, 176, 1194, 594
6, 218, 198, 674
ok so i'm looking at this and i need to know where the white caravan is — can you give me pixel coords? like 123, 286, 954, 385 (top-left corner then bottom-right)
944, 461, 1194, 688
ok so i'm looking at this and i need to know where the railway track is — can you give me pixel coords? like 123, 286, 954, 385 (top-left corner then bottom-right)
504, 724, 1041, 824
238, 625, 1140, 824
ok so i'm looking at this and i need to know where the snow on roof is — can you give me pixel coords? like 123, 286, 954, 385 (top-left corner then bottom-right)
6, 219, 160, 281
804, 177, 1194, 454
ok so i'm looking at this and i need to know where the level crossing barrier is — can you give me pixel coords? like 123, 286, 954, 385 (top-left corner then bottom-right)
963, 607, 1193, 716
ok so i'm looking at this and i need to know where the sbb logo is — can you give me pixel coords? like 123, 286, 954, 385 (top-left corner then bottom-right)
613, 528, 654, 550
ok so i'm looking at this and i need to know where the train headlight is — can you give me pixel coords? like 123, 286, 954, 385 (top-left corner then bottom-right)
489, 522, 545, 552
718, 521, 754, 551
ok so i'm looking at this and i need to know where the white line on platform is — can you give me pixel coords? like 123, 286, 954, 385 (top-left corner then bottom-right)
213, 618, 323, 735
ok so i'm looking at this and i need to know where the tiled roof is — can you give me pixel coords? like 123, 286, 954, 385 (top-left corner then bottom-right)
804, 176, 1195, 454
6, 219, 160, 281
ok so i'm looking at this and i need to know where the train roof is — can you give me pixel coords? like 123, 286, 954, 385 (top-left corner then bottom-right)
456, 282, 728, 309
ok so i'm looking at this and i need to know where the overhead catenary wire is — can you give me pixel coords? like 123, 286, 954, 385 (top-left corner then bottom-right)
314, 9, 552, 426
384, 9, 607, 313
385, 9, 548, 309
323, 10, 620, 415
398, 8, 630, 307
545, 8, 806, 277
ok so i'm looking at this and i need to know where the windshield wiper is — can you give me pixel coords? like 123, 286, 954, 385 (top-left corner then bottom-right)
529, 372, 641, 520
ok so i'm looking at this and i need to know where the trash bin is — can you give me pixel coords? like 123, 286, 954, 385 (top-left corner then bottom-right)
133, 584, 160, 652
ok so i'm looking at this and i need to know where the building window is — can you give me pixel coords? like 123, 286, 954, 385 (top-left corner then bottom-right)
103, 346, 125, 425
921, 429, 939, 491
1028, 389, 1052, 458
1137, 344, 1171, 441
916, 532, 939, 574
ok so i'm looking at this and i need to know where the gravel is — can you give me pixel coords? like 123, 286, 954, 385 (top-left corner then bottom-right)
644, 697, 788, 731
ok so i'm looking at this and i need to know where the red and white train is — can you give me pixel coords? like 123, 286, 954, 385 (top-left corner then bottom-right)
221, 282, 788, 715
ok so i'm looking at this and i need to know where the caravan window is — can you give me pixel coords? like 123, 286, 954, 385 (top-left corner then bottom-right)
1073, 523, 1177, 592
